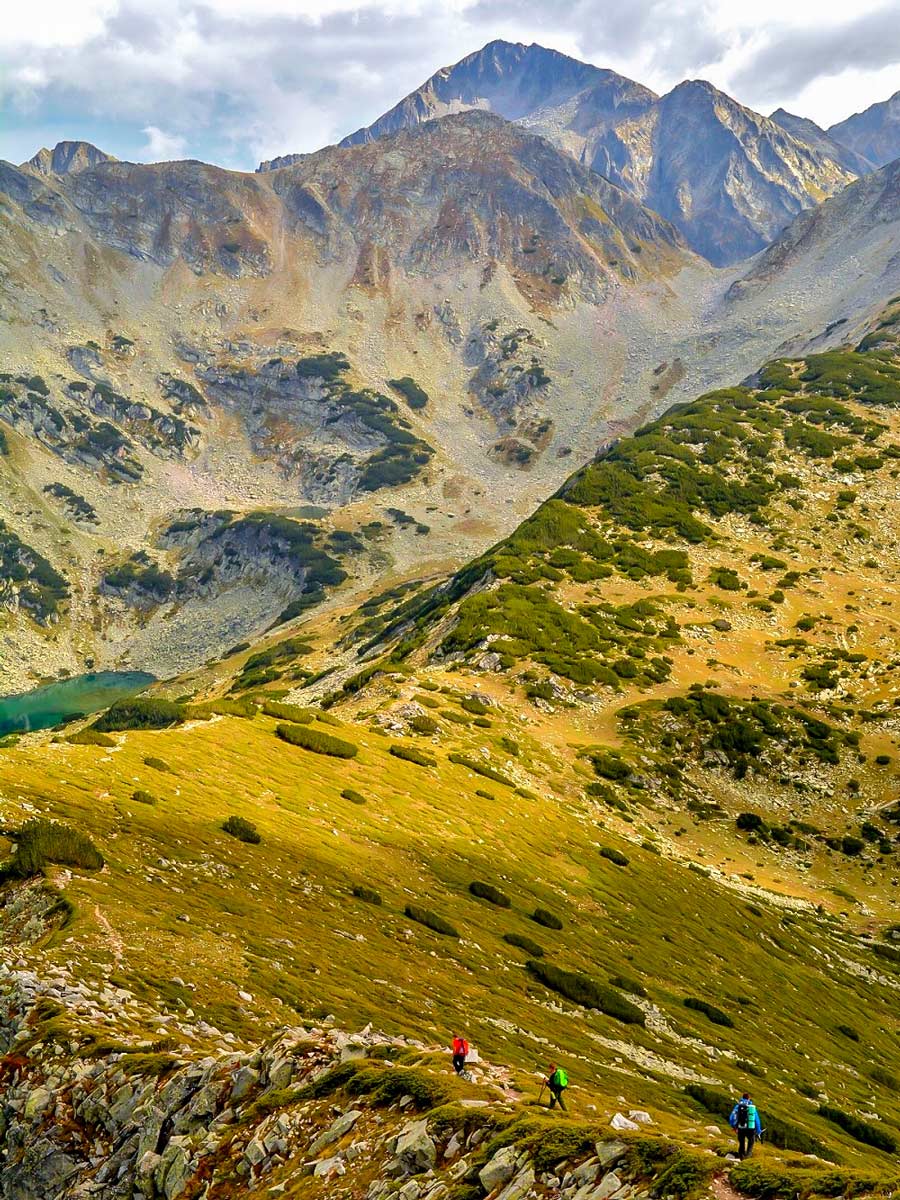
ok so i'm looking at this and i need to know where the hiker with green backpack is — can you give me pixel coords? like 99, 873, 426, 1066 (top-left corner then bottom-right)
545, 1062, 569, 1111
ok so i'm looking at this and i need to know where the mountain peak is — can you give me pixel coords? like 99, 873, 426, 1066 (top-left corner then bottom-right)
24, 140, 115, 177
333, 40, 642, 153
828, 88, 900, 169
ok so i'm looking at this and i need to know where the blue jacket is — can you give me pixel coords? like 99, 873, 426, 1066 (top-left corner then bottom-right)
730, 1101, 762, 1133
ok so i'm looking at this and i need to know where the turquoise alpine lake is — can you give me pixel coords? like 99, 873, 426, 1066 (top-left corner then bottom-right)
0, 671, 155, 735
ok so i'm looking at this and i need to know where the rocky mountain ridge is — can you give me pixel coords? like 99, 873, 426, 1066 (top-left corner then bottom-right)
829, 89, 900, 170
308, 40, 873, 265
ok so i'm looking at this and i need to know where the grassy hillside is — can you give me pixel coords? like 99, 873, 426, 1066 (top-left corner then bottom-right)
3, 303, 900, 1192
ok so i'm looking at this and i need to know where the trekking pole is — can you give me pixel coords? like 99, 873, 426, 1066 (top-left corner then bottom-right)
538, 1081, 546, 1106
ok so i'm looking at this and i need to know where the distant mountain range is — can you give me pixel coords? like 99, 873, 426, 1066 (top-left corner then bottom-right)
829, 89, 900, 169
258, 39, 900, 267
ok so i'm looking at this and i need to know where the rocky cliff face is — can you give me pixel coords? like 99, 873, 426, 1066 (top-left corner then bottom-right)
769, 109, 875, 176
829, 89, 900, 169
589, 81, 858, 266
324, 40, 859, 266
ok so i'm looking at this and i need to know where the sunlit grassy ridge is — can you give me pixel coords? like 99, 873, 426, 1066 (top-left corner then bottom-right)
3, 307, 900, 1185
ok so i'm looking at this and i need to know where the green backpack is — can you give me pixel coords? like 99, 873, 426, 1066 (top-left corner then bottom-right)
553, 1068, 569, 1089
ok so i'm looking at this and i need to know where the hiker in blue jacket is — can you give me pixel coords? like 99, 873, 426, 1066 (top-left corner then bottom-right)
730, 1093, 762, 1158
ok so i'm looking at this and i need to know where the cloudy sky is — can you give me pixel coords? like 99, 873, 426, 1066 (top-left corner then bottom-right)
1, 0, 899, 170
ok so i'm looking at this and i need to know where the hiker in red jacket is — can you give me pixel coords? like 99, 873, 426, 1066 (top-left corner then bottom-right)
451, 1035, 469, 1075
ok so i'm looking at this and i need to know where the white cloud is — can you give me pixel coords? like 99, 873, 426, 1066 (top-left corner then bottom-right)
140, 124, 187, 161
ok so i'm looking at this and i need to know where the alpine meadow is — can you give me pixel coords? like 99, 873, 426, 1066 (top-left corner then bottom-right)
2, 21, 900, 1200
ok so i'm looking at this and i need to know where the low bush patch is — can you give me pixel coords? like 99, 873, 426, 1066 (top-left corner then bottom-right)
684, 996, 734, 1027
222, 816, 262, 844
405, 905, 459, 937
468, 881, 511, 907
526, 960, 645, 1025
352, 885, 382, 905
143, 755, 173, 773
131, 790, 157, 805
530, 907, 563, 930
609, 973, 647, 997
93, 697, 185, 732
503, 932, 544, 957
600, 845, 629, 867
0, 819, 104, 880
65, 729, 116, 747
276, 723, 359, 758
390, 744, 435, 767
341, 788, 367, 805
448, 753, 515, 786
262, 700, 313, 723
818, 1105, 898, 1154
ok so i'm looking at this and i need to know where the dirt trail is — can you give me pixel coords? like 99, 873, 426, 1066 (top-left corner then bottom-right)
711, 1171, 747, 1200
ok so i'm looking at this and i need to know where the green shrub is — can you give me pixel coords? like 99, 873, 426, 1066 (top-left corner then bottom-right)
387, 377, 429, 410
684, 996, 734, 1027
1, 819, 104, 880
448, 753, 514, 786
818, 1105, 898, 1153
276, 723, 358, 758
65, 729, 115, 747
468, 881, 511, 908
131, 790, 157, 806
503, 932, 544, 957
530, 907, 563, 930
609, 973, 647, 997
409, 714, 438, 735
526, 960, 645, 1025
600, 845, 629, 867
262, 700, 313, 723
352, 885, 382, 905
341, 788, 367, 805
143, 755, 173, 773
836, 1023, 860, 1041
222, 815, 261, 844
730, 1160, 898, 1200
93, 697, 185, 732
404, 904, 459, 937
389, 744, 436, 767
461, 696, 490, 715
870, 1067, 900, 1092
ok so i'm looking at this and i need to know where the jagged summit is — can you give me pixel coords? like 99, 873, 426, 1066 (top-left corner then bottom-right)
829, 88, 900, 169
23, 139, 115, 176
337, 39, 648, 151
769, 107, 875, 176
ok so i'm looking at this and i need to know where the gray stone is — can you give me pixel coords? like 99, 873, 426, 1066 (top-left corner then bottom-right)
595, 1141, 627, 1168
231, 1065, 259, 1101
313, 1155, 346, 1177
309, 1108, 363, 1155
497, 1164, 535, 1200
478, 1144, 519, 1192
396, 1119, 436, 1176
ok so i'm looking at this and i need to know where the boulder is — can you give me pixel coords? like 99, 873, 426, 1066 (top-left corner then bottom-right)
497, 1164, 535, 1200
478, 1144, 520, 1192
595, 1140, 627, 1167
395, 1119, 437, 1176
610, 1113, 640, 1132
628, 1110, 653, 1125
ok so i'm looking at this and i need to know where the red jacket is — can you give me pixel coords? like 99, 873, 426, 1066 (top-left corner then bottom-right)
452, 1038, 468, 1056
